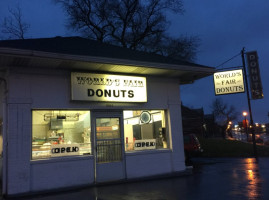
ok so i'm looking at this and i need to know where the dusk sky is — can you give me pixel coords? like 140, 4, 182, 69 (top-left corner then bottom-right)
0, 0, 269, 123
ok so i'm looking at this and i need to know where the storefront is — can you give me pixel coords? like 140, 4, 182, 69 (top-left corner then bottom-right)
0, 37, 214, 196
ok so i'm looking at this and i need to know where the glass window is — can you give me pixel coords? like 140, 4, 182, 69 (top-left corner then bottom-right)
123, 110, 167, 151
32, 110, 91, 160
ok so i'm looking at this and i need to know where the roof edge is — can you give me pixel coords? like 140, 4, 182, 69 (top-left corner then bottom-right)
0, 47, 216, 74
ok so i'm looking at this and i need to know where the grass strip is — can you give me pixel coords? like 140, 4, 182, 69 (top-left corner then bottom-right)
198, 137, 269, 157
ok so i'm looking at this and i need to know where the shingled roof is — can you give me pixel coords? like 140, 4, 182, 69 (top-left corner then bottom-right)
0, 36, 215, 83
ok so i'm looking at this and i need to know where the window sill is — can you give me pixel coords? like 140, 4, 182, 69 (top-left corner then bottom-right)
125, 149, 171, 156
30, 155, 94, 165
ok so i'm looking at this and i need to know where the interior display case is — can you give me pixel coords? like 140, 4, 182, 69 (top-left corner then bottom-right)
32, 110, 92, 159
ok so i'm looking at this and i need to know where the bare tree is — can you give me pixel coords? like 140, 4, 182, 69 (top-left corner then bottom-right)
211, 98, 238, 125
211, 98, 239, 138
55, 0, 199, 61
1, 5, 30, 39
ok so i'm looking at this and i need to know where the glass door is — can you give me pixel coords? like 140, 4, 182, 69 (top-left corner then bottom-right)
96, 118, 122, 163
93, 112, 125, 183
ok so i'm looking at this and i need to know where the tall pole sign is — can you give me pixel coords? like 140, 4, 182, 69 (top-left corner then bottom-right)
241, 48, 258, 159
246, 51, 264, 99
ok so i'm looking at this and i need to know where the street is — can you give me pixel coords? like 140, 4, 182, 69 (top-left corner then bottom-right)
4, 157, 269, 200
232, 130, 269, 145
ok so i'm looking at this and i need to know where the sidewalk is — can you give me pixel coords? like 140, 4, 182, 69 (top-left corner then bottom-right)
4, 157, 269, 200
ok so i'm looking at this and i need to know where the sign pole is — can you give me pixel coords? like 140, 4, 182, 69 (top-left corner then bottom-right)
241, 48, 258, 159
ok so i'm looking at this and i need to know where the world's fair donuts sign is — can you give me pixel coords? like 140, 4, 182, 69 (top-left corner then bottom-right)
213, 69, 245, 96
71, 72, 147, 102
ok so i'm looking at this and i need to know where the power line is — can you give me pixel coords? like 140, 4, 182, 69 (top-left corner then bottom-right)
216, 52, 241, 69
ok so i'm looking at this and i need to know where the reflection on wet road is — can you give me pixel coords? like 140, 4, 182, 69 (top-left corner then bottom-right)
11, 158, 269, 200
191, 158, 267, 200
229, 158, 262, 199
246, 158, 262, 199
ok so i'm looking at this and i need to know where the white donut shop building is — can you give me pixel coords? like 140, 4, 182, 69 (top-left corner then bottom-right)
0, 37, 214, 196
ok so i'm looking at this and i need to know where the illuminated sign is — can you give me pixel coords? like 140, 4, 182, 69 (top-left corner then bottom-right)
213, 69, 245, 95
71, 72, 147, 102
134, 139, 156, 150
51, 144, 80, 157
246, 51, 264, 99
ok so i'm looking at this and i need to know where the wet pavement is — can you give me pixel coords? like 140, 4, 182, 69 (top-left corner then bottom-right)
5, 157, 269, 200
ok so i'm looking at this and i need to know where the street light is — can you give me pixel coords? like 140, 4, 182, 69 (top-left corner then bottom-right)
243, 111, 248, 141
227, 121, 233, 138
227, 121, 232, 129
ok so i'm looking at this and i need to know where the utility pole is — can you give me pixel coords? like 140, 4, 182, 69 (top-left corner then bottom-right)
241, 48, 258, 159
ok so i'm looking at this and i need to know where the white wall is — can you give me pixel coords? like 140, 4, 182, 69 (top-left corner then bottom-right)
7, 68, 180, 110
31, 157, 94, 192
126, 150, 172, 178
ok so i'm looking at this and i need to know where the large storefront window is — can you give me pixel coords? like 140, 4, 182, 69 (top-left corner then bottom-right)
32, 110, 91, 160
123, 110, 167, 151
